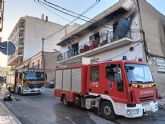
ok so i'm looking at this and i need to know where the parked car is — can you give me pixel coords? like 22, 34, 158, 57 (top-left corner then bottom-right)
45, 81, 55, 88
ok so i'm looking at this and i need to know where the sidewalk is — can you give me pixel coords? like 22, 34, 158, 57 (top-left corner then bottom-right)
0, 101, 22, 124
0, 87, 22, 124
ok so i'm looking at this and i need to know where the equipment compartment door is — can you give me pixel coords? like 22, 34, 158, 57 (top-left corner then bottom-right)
89, 65, 101, 93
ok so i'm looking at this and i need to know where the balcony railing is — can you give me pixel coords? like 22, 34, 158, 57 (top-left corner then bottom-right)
8, 50, 23, 65
57, 29, 141, 61
18, 40, 24, 46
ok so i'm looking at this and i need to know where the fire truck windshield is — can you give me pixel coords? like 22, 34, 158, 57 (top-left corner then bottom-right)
125, 64, 153, 84
25, 72, 45, 81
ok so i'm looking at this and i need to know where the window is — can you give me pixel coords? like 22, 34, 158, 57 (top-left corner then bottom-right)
90, 66, 99, 81
106, 64, 124, 92
113, 18, 131, 39
25, 72, 45, 80
106, 64, 118, 80
89, 32, 100, 46
125, 64, 153, 83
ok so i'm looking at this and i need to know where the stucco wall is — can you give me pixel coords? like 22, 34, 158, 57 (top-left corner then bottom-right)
139, 0, 165, 96
44, 51, 60, 82
58, 0, 165, 96
91, 42, 143, 62
23, 16, 64, 61
28, 51, 60, 83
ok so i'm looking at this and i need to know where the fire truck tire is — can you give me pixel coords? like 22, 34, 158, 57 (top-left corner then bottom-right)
101, 101, 116, 121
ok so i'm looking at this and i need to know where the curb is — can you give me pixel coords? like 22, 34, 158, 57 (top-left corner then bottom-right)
0, 100, 22, 124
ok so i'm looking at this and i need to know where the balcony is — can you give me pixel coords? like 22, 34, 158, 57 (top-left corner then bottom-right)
8, 49, 23, 66
19, 19, 25, 29
16, 40, 24, 48
19, 27, 24, 33
19, 32, 24, 40
57, 29, 141, 62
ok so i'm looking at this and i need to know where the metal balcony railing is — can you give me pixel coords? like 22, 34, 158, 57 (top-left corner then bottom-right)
18, 40, 24, 46
8, 50, 23, 65
57, 29, 141, 61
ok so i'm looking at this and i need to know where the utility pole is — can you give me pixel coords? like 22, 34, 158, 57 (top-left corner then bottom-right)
41, 37, 45, 71
41, 15, 47, 72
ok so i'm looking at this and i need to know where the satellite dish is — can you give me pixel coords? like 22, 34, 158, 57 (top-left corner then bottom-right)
0, 41, 16, 55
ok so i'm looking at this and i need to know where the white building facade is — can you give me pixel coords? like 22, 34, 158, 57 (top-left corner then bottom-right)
8, 16, 79, 68
57, 0, 165, 96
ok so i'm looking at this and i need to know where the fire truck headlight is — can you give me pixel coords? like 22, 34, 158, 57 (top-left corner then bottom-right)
127, 109, 139, 115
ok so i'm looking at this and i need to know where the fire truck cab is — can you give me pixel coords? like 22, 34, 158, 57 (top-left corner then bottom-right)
7, 68, 46, 94
55, 59, 158, 120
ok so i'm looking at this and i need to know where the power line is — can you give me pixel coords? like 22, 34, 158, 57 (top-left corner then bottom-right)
44, 0, 98, 21
34, 0, 143, 64
34, 0, 100, 40
38, 0, 120, 29
37, 0, 92, 23
35, 4, 79, 67
41, 0, 139, 30
34, 0, 100, 70
36, 0, 140, 41
34, 0, 71, 22
44, 0, 124, 30
36, 0, 97, 40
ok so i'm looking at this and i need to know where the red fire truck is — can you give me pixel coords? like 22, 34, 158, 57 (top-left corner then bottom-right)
54, 59, 158, 120
6, 68, 46, 94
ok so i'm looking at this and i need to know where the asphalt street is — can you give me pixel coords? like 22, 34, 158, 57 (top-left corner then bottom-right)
3, 88, 165, 124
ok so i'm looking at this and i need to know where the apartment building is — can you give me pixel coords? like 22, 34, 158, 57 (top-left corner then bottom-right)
57, 0, 165, 96
8, 16, 79, 69
0, 0, 4, 32
0, 66, 10, 77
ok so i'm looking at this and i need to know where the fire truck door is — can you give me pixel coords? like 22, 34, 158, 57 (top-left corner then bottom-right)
105, 64, 126, 102
89, 65, 101, 93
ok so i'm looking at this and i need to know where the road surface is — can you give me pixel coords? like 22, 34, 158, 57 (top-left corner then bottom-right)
3, 89, 165, 124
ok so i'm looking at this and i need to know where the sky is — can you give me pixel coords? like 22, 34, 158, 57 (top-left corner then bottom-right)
0, 0, 165, 67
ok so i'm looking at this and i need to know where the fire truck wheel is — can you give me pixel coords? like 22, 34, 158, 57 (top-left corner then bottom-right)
101, 101, 116, 121
62, 95, 68, 105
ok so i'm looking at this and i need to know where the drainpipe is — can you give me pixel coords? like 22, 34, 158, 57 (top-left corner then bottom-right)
136, 0, 149, 62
